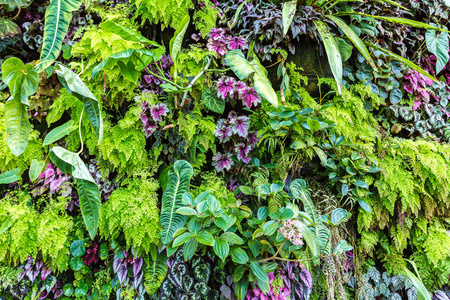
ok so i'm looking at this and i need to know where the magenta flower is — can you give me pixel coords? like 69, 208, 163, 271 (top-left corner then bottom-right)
240, 87, 261, 109
235, 143, 251, 164
216, 77, 236, 99
207, 39, 228, 56
215, 123, 233, 143
212, 152, 234, 172
231, 116, 250, 138
228, 36, 248, 50
151, 103, 169, 122
209, 27, 225, 40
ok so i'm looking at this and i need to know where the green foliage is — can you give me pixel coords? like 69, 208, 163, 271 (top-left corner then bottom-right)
100, 175, 161, 254
193, 0, 218, 37
193, 171, 236, 206
133, 0, 194, 29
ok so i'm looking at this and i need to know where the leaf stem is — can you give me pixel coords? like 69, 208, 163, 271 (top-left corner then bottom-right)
205, 68, 231, 73
77, 107, 85, 155
180, 57, 212, 107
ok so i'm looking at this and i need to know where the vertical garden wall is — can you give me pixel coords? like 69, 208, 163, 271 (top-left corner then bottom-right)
0, 0, 450, 299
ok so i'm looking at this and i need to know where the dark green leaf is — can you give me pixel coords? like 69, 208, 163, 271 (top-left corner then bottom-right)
70, 240, 85, 257
213, 238, 229, 262
250, 261, 269, 283
4, 97, 30, 156
263, 220, 278, 236
43, 120, 76, 146
183, 237, 198, 261
231, 247, 249, 264
202, 87, 225, 114
426, 30, 449, 74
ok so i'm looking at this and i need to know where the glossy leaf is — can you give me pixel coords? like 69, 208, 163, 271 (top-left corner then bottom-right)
169, 15, 189, 81
183, 237, 198, 261
231, 247, 249, 264
160, 161, 194, 245
196, 231, 215, 246
263, 220, 278, 236
314, 20, 342, 95
402, 266, 432, 300
100, 20, 154, 44
358, 200, 372, 213
29, 159, 45, 182
202, 87, 225, 114
43, 120, 76, 146
56, 65, 103, 143
330, 208, 351, 226
38, 0, 82, 71
213, 238, 229, 262
426, 30, 449, 74
234, 278, 248, 300
282, 0, 297, 36
4, 97, 30, 156
0, 168, 21, 184
250, 261, 269, 283
225, 50, 278, 107
144, 254, 168, 296
70, 240, 85, 257
333, 240, 352, 255
221, 232, 244, 245
2, 57, 38, 105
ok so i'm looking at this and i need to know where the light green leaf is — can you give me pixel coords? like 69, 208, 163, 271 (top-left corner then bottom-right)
250, 261, 269, 283
314, 20, 342, 95
225, 50, 278, 107
330, 208, 351, 226
175, 207, 197, 216
100, 20, 153, 44
43, 120, 76, 146
333, 240, 352, 255
231, 247, 249, 264
426, 30, 449, 74
201, 87, 225, 114
336, 37, 353, 61
221, 232, 244, 245
38, 0, 82, 71
0, 168, 21, 184
234, 278, 248, 300
160, 161, 194, 245
263, 220, 278, 236
2, 58, 38, 105
117, 60, 139, 83
358, 200, 372, 213
56, 65, 103, 143
169, 15, 190, 80
29, 159, 45, 182
4, 97, 30, 156
402, 266, 432, 300
213, 238, 229, 262
0, 19, 21, 39
0, 216, 12, 234
196, 230, 215, 246
173, 232, 194, 247
282, 0, 297, 36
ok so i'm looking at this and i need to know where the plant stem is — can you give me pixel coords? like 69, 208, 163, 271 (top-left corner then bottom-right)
180, 58, 212, 107
77, 108, 85, 155
205, 68, 231, 73
257, 253, 334, 263
9, 7, 21, 20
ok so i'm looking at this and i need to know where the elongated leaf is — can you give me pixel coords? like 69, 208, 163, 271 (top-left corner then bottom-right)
144, 254, 168, 296
49, 146, 100, 238
225, 50, 278, 107
29, 159, 45, 182
183, 237, 198, 261
231, 247, 249, 265
0, 0, 31, 9
43, 120, 76, 146
173, 232, 194, 247
366, 43, 440, 84
402, 267, 432, 300
0, 168, 21, 184
282, 0, 297, 36
2, 58, 38, 105
234, 278, 248, 300
38, 0, 82, 71
196, 231, 214, 246
100, 21, 154, 44
4, 97, 30, 156
169, 15, 190, 67
160, 161, 194, 245
314, 20, 342, 95
334, 13, 450, 32
425, 30, 449, 74
56, 65, 103, 143
373, 0, 408, 10
213, 238, 229, 262
250, 261, 269, 283
326, 15, 376, 69
0, 216, 12, 234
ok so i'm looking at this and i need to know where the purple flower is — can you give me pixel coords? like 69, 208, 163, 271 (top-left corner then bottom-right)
212, 152, 234, 172
240, 87, 261, 109
209, 27, 225, 40
231, 116, 250, 138
151, 103, 169, 122
216, 77, 236, 99
235, 143, 251, 164
207, 39, 228, 56
228, 36, 248, 50
215, 123, 233, 143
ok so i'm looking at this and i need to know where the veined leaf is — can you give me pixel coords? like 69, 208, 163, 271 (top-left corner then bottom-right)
250, 261, 269, 283
29, 159, 45, 182
314, 20, 342, 95
38, 0, 82, 71
169, 15, 190, 80
100, 20, 155, 45
4, 97, 30, 156
326, 15, 376, 69
144, 254, 168, 296
213, 238, 229, 262
201, 87, 225, 114
225, 50, 278, 107
234, 278, 248, 300
0, 168, 21, 184
425, 30, 449, 74
0, 216, 12, 234
0, 19, 20, 39
2, 57, 38, 105
231, 247, 249, 265
160, 160, 194, 245
43, 120, 76, 146
49, 146, 101, 238
402, 266, 432, 300
56, 65, 103, 143
366, 43, 440, 84
282, 0, 297, 36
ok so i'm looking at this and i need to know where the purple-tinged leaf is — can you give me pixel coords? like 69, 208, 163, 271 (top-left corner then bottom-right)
300, 268, 313, 289
220, 285, 232, 299
113, 257, 122, 274
35, 260, 43, 271
150, 103, 169, 122
41, 266, 51, 281
53, 289, 63, 299
18, 269, 26, 281
27, 269, 35, 282
117, 265, 128, 285
134, 271, 143, 290
304, 285, 312, 300
133, 257, 143, 277
294, 282, 304, 300
231, 116, 250, 138
212, 152, 234, 173
25, 257, 33, 270
434, 291, 450, 300
38, 291, 48, 300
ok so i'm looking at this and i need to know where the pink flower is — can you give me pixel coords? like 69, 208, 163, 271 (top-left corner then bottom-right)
216, 77, 236, 99
278, 219, 304, 246
212, 152, 234, 172
240, 87, 261, 109
150, 103, 169, 122
228, 36, 248, 50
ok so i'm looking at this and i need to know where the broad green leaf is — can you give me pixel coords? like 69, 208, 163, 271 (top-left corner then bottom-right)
257, 207, 269, 220
117, 60, 139, 83
100, 20, 153, 44
425, 30, 449, 74
4, 97, 30, 156
160, 161, 194, 244
314, 20, 342, 95
29, 159, 45, 182
77, 179, 101, 239
63, 284, 74, 297
353, 180, 369, 189
144, 254, 168, 296
70, 240, 85, 257
56, 65, 103, 143
49, 147, 95, 182
0, 19, 20, 39
38, 0, 82, 71
336, 37, 353, 61
2, 58, 38, 105
201, 87, 225, 114
169, 15, 190, 80
234, 278, 248, 300
366, 43, 439, 84
196, 230, 215, 246
70, 256, 83, 271
239, 185, 253, 195
402, 266, 432, 300
231, 247, 249, 264
330, 208, 351, 226
225, 50, 278, 107
263, 220, 278, 236
214, 217, 228, 231
213, 238, 229, 262
390, 88, 402, 104
0, 216, 12, 234
221, 232, 244, 245
175, 207, 197, 216
43, 120, 76, 146
0, 0, 31, 9
249, 261, 269, 283
358, 200, 372, 213
173, 232, 194, 247
302, 225, 319, 259
282, 0, 297, 36
0, 168, 21, 184
326, 15, 376, 69
183, 237, 198, 261
333, 240, 352, 255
